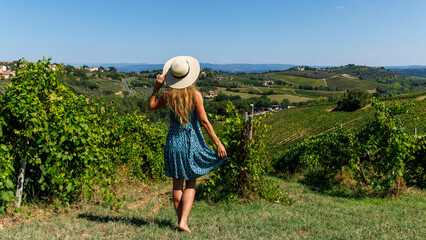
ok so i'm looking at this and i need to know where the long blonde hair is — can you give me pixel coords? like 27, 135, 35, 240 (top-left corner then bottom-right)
167, 85, 197, 125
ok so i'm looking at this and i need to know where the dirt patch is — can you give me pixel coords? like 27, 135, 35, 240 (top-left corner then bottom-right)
361, 103, 371, 110
341, 74, 357, 79
416, 95, 426, 100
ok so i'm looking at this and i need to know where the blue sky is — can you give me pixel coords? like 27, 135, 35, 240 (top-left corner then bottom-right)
2, 0, 426, 66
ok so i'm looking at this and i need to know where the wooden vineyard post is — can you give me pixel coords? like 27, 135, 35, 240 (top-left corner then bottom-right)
15, 139, 28, 208
249, 104, 254, 145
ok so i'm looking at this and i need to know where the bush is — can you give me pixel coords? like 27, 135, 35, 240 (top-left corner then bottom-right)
0, 58, 167, 213
337, 88, 369, 111
275, 98, 425, 195
402, 135, 425, 189
199, 103, 289, 204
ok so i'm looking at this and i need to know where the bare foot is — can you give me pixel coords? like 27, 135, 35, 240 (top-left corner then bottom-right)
178, 223, 191, 233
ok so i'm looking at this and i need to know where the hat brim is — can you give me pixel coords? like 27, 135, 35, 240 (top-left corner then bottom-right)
163, 56, 200, 89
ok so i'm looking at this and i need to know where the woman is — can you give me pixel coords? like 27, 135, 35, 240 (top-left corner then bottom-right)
148, 56, 227, 232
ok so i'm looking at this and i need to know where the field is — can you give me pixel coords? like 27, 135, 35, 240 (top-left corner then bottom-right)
217, 87, 313, 103
1, 177, 424, 239
293, 89, 344, 98
1, 64, 425, 239
262, 98, 426, 157
264, 73, 385, 91
132, 87, 155, 99
266, 73, 326, 87
326, 76, 382, 90
67, 78, 123, 97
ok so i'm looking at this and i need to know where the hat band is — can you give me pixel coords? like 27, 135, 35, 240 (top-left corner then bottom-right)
172, 61, 190, 79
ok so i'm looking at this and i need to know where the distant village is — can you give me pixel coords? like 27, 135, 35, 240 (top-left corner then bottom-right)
0, 62, 15, 79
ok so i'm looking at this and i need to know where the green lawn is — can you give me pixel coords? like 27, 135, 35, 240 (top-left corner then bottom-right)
1, 177, 424, 239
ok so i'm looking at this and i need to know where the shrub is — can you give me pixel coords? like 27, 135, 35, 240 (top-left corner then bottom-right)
275, 98, 425, 195
337, 88, 369, 111
0, 58, 167, 213
199, 103, 289, 204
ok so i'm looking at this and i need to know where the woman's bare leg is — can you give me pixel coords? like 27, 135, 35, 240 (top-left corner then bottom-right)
172, 178, 184, 224
178, 179, 196, 232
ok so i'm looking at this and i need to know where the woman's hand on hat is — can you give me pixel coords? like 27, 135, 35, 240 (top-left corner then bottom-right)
217, 143, 227, 158
155, 74, 165, 87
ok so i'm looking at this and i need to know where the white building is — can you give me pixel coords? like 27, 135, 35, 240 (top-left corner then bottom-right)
0, 65, 7, 72
0, 71, 15, 79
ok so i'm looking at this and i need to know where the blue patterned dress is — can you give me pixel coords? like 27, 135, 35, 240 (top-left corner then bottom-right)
164, 109, 227, 180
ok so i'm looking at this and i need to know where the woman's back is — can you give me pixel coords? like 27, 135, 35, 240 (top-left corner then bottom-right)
164, 106, 226, 180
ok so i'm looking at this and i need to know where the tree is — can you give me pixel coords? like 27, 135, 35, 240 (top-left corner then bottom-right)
281, 99, 290, 107
337, 88, 369, 111
108, 66, 117, 72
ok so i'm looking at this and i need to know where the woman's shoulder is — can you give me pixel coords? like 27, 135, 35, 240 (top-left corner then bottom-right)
194, 90, 203, 99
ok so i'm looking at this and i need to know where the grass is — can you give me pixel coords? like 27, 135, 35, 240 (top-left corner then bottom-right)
1, 177, 424, 239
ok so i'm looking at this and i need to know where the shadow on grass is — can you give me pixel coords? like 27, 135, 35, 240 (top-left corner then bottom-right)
78, 213, 175, 229
296, 170, 368, 199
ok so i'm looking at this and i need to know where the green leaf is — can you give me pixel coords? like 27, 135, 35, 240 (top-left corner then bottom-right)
66, 183, 73, 192
1, 191, 13, 202
5, 179, 14, 189
0, 144, 7, 151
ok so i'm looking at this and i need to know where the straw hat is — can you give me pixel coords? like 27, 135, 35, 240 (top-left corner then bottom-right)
163, 56, 200, 89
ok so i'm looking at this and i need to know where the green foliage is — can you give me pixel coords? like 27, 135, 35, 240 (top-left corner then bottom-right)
337, 88, 370, 111
199, 103, 288, 203
0, 58, 167, 213
328, 64, 401, 82
100, 110, 167, 182
404, 135, 426, 188
275, 98, 425, 194
283, 69, 336, 79
393, 68, 426, 78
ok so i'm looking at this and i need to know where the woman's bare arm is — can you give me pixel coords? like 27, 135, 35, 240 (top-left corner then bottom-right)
148, 74, 168, 110
194, 90, 227, 158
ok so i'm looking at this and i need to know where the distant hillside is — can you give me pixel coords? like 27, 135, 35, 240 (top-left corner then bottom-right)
200, 63, 295, 73
73, 63, 296, 73
390, 68, 426, 78
385, 65, 426, 69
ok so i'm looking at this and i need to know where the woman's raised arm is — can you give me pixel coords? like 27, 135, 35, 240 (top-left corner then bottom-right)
148, 74, 168, 110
